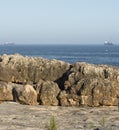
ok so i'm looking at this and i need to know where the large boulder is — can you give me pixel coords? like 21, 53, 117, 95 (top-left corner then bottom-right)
36, 80, 60, 106
0, 54, 119, 107
0, 82, 13, 101
58, 62, 119, 106
58, 90, 80, 106
0, 54, 70, 84
13, 84, 37, 105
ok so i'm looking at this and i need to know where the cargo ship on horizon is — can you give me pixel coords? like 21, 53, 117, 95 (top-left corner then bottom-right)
104, 41, 113, 45
3, 42, 15, 45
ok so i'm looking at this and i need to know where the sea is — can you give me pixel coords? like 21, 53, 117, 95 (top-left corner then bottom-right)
0, 44, 119, 67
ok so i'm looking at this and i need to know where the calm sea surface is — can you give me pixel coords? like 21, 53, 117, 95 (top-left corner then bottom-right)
0, 44, 119, 67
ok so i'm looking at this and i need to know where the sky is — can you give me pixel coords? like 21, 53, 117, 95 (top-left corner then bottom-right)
0, 0, 119, 45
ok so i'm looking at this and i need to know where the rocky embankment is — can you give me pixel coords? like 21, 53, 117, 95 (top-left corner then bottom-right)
0, 54, 119, 107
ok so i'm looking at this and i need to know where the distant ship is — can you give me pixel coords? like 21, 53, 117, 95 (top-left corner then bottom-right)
104, 41, 113, 45
4, 42, 15, 45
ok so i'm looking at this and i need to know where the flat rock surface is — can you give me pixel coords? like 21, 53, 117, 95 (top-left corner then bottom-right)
0, 102, 119, 130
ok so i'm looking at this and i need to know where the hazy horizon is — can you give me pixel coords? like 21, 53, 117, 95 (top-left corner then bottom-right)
0, 0, 119, 45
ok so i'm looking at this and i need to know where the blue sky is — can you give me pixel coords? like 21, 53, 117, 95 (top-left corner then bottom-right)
0, 0, 119, 44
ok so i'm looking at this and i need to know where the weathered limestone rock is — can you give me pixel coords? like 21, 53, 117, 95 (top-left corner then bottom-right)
13, 84, 37, 105
0, 54, 70, 84
0, 82, 13, 101
0, 54, 119, 107
58, 90, 80, 106
59, 62, 119, 106
37, 81, 60, 106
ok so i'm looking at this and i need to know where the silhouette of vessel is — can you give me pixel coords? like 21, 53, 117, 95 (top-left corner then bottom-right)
4, 42, 15, 45
104, 41, 113, 45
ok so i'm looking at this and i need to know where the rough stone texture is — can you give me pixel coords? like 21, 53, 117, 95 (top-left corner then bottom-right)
13, 84, 37, 105
0, 102, 119, 130
0, 54, 119, 107
59, 62, 119, 106
58, 90, 80, 106
0, 82, 13, 101
36, 80, 60, 106
0, 54, 70, 83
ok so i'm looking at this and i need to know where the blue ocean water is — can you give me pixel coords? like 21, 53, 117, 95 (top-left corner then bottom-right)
0, 44, 119, 67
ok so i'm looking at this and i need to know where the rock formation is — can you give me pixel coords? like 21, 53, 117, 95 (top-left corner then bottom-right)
13, 84, 37, 105
0, 54, 119, 106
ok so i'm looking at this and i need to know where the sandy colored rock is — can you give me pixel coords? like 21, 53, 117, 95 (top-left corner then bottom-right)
0, 54, 70, 83
59, 62, 119, 106
13, 84, 37, 105
0, 82, 13, 101
0, 54, 119, 107
39, 81, 60, 106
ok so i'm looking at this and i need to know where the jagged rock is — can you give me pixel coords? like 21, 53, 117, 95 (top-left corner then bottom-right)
0, 82, 13, 101
36, 81, 60, 106
60, 62, 119, 106
58, 91, 80, 106
0, 54, 70, 84
0, 54, 119, 107
34, 79, 44, 100
13, 84, 37, 105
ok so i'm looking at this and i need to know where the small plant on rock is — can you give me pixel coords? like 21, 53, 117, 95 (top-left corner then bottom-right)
46, 116, 57, 130
100, 116, 106, 128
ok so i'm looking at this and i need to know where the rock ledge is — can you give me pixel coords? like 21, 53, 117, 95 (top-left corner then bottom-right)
0, 54, 119, 107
